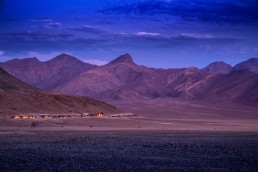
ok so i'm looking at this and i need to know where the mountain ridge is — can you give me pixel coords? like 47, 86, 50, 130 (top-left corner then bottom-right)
202, 61, 232, 74
108, 53, 135, 65
0, 67, 120, 115
233, 58, 258, 74
1, 54, 258, 105
0, 54, 97, 90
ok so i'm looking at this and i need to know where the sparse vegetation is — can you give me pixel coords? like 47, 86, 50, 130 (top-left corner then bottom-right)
31, 122, 38, 128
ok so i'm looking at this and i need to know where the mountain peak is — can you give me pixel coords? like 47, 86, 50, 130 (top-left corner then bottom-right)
203, 61, 232, 74
46, 54, 82, 65
28, 57, 39, 61
108, 53, 135, 65
234, 58, 258, 74
3, 57, 40, 65
53, 53, 77, 61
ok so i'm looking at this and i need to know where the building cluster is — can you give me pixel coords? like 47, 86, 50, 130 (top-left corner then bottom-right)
111, 113, 137, 118
11, 112, 137, 119
11, 115, 37, 119
81, 112, 105, 117
11, 112, 106, 119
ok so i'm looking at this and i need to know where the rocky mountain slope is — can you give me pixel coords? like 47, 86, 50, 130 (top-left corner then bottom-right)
233, 58, 258, 74
0, 54, 97, 90
0, 67, 119, 115
1, 53, 258, 104
56, 54, 168, 99
202, 62, 232, 74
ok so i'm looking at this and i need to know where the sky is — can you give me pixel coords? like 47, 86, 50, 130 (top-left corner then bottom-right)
0, 0, 258, 68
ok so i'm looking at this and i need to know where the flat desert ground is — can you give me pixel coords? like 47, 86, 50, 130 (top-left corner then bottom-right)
1, 99, 258, 171
1, 131, 258, 171
1, 99, 258, 131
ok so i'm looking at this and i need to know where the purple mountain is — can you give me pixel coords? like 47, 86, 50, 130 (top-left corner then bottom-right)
1, 54, 258, 104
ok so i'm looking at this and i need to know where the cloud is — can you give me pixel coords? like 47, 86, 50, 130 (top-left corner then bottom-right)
99, 0, 258, 25
116, 31, 161, 38
0, 26, 244, 59
0, 50, 5, 56
83, 59, 108, 66
0, 30, 111, 54
135, 32, 160, 36
45, 22, 62, 28
31, 19, 62, 29
113, 31, 242, 42
30, 19, 53, 22
68, 25, 106, 34
4, 31, 73, 40
100, 31, 245, 50
176, 33, 242, 41
178, 34, 216, 39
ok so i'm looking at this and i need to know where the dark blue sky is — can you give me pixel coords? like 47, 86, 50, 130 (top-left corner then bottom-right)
0, 0, 258, 68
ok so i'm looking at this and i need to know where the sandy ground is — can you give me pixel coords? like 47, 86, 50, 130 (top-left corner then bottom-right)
1, 99, 258, 132
1, 100, 258, 171
1, 117, 258, 132
109, 99, 258, 120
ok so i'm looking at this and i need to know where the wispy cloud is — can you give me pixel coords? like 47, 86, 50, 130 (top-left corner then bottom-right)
31, 19, 63, 29
0, 50, 5, 56
45, 22, 62, 28
116, 31, 161, 37
176, 33, 242, 41
99, 0, 258, 25
68, 25, 106, 34
30, 19, 53, 22
135, 32, 160, 36
4, 31, 73, 40
113, 31, 242, 42
178, 34, 216, 39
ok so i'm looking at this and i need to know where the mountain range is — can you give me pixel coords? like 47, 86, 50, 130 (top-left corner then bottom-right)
0, 54, 96, 90
0, 66, 119, 115
1, 53, 258, 105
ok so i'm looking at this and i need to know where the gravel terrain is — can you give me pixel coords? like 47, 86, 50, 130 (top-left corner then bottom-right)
0, 130, 257, 171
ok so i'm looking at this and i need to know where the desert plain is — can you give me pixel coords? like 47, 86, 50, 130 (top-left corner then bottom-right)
1, 99, 258, 171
